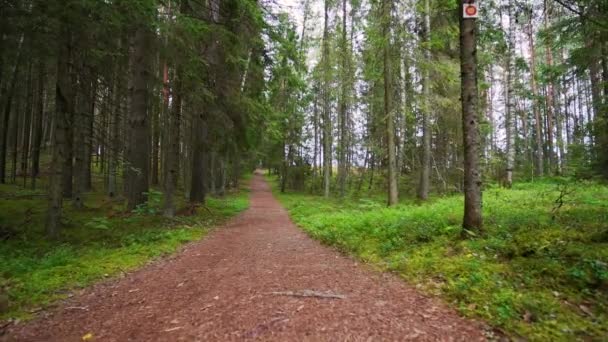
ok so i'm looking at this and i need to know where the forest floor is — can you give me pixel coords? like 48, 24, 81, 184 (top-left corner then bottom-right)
2, 173, 486, 341
271, 175, 608, 340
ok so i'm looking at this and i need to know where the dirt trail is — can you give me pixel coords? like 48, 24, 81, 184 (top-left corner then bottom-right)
3, 174, 486, 341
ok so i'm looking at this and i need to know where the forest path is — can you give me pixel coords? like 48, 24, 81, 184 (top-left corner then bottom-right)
3, 173, 485, 341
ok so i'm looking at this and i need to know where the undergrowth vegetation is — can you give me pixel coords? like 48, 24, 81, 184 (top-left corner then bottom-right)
269, 175, 608, 340
0, 183, 249, 320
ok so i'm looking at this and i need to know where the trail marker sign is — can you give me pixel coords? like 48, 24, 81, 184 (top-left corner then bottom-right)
463, 3, 479, 19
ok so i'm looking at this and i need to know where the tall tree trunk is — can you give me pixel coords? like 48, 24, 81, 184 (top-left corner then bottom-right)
209, 150, 216, 195
418, 0, 431, 200
0, 35, 23, 184
383, 0, 398, 206
554, 75, 565, 174
337, 0, 348, 197
504, 3, 516, 188
84, 77, 95, 191
231, 149, 239, 189
460, 2, 482, 234
62, 106, 74, 197
189, 112, 207, 204
527, 10, 544, 177
30, 61, 45, 189
46, 25, 74, 238
544, 1, 555, 173
151, 94, 160, 185
311, 93, 318, 193
107, 75, 121, 198
73, 71, 92, 209
10, 81, 20, 183
21, 63, 33, 186
322, 0, 332, 198
125, 26, 152, 211
601, 43, 608, 177
163, 75, 181, 216
218, 155, 226, 197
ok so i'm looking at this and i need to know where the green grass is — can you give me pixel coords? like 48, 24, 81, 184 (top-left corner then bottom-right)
268, 175, 608, 341
0, 181, 249, 320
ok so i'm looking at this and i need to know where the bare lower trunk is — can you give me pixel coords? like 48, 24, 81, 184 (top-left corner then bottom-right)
30, 61, 45, 189
189, 113, 207, 204
21, 63, 33, 187
163, 77, 181, 216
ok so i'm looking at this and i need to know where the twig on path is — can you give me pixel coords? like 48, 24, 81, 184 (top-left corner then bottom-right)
163, 326, 183, 332
201, 304, 214, 311
269, 290, 346, 300
0, 320, 12, 332
65, 306, 89, 311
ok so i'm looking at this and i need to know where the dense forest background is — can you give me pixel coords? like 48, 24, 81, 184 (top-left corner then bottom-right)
1, 0, 607, 339
0, 0, 606, 231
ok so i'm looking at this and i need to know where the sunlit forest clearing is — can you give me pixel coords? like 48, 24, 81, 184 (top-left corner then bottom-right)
1, 0, 607, 340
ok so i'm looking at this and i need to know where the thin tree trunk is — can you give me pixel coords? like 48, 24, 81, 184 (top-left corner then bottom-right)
383, 0, 398, 206
544, 1, 555, 174
84, 77, 95, 191
163, 75, 181, 216
21, 63, 33, 186
527, 11, 544, 177
311, 93, 318, 193
504, 3, 516, 188
337, 0, 348, 197
30, 61, 45, 189
418, 0, 431, 200
322, 0, 332, 198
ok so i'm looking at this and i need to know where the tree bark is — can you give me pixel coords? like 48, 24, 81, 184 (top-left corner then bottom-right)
337, 0, 348, 197
544, 1, 555, 174
163, 74, 180, 216
21, 62, 33, 186
383, 0, 398, 206
418, 0, 431, 200
125, 26, 152, 211
0, 35, 23, 184
30, 61, 45, 189
527, 10, 544, 177
322, 0, 332, 198
46, 25, 74, 238
73, 71, 92, 209
459, 1, 483, 234
189, 112, 207, 203
504, 3, 516, 188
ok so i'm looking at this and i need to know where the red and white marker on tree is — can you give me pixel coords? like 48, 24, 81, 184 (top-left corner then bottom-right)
463, 2, 479, 19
